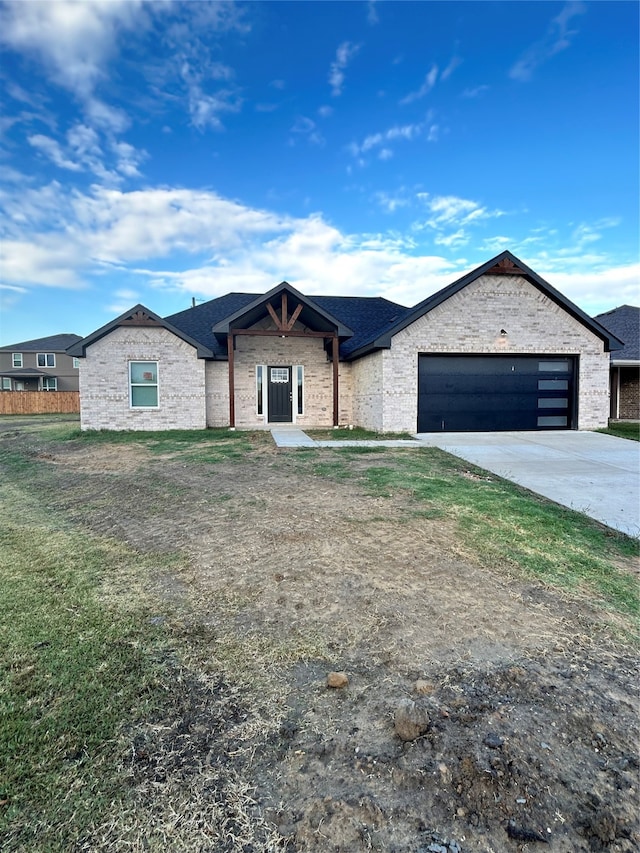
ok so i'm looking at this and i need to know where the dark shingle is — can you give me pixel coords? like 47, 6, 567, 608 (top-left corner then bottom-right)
166, 292, 410, 359
594, 306, 639, 361
0, 333, 82, 352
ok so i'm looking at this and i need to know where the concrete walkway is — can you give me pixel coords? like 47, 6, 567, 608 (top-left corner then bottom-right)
270, 428, 423, 449
271, 428, 640, 537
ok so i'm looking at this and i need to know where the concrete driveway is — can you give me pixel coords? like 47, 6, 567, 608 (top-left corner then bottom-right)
415, 431, 640, 537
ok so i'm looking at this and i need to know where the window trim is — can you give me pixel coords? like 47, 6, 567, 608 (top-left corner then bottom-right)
73, 357, 80, 369
42, 377, 58, 391
2, 378, 11, 390
12, 353, 22, 368
37, 353, 56, 368
296, 364, 304, 416
256, 365, 264, 416
129, 361, 159, 409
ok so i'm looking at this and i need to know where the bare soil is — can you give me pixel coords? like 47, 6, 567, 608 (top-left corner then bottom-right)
6, 423, 640, 852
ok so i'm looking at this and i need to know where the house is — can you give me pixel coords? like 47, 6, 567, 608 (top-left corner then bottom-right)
594, 305, 640, 421
0, 334, 82, 392
67, 251, 622, 433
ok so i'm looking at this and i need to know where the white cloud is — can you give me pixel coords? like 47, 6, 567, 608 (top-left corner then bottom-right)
1, 183, 634, 315
290, 116, 325, 146
509, 1, 587, 82
350, 122, 425, 161
329, 41, 360, 97
28, 134, 83, 172
0, 0, 148, 100
461, 85, 489, 99
441, 54, 462, 81
367, 1, 379, 26
318, 105, 333, 118
400, 65, 439, 105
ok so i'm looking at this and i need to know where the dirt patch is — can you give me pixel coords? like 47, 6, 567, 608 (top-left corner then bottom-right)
3, 427, 639, 852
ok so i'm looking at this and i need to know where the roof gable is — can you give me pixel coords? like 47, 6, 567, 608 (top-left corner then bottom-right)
210, 281, 354, 338
345, 251, 624, 359
67, 305, 214, 358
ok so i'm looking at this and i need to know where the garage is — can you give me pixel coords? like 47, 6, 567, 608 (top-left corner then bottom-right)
417, 355, 577, 432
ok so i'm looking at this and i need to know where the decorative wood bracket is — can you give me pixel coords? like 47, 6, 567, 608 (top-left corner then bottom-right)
265, 296, 304, 331
486, 257, 525, 276
120, 310, 163, 326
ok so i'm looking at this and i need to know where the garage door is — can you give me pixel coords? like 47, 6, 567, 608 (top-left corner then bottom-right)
417, 355, 576, 432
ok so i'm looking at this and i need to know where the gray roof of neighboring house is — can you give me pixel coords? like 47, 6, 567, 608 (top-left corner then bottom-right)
0, 333, 82, 352
594, 305, 639, 362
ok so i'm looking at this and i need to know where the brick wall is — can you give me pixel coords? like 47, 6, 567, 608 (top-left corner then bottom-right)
351, 351, 384, 431
231, 334, 350, 427
79, 327, 206, 430
618, 366, 640, 420
354, 274, 610, 433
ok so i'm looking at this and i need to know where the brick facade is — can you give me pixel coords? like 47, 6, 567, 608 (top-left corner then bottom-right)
79, 327, 206, 431
76, 271, 613, 433
355, 274, 610, 433
207, 327, 353, 428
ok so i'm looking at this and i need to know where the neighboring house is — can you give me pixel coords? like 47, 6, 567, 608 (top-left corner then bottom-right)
0, 334, 82, 392
68, 251, 622, 433
594, 305, 640, 420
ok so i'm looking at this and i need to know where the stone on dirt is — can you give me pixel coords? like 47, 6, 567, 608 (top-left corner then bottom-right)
327, 671, 349, 688
394, 697, 431, 741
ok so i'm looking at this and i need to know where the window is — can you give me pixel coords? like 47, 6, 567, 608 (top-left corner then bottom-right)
538, 360, 569, 372
73, 357, 80, 369
42, 377, 57, 391
129, 361, 158, 408
270, 367, 289, 383
256, 365, 264, 415
296, 365, 304, 415
2, 378, 11, 390
12, 353, 22, 368
37, 353, 55, 367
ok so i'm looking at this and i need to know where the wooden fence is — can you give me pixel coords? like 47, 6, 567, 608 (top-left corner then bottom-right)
0, 391, 80, 415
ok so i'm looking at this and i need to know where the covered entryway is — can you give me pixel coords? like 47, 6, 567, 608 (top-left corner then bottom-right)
267, 365, 293, 422
417, 355, 577, 432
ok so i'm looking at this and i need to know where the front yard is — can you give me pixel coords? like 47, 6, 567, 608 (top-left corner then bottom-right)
1, 418, 638, 851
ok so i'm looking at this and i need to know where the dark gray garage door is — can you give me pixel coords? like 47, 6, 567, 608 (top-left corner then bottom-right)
417, 355, 577, 432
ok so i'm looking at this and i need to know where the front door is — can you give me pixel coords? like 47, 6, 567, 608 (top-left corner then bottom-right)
267, 365, 293, 423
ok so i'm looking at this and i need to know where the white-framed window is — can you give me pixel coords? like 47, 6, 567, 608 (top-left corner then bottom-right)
256, 365, 264, 415
37, 353, 55, 368
129, 361, 159, 408
270, 367, 289, 383
73, 357, 80, 368
2, 378, 11, 390
12, 353, 22, 368
296, 365, 304, 415
42, 377, 57, 391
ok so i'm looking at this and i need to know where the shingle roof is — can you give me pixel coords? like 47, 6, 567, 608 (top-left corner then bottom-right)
165, 293, 410, 359
0, 333, 82, 352
594, 305, 640, 361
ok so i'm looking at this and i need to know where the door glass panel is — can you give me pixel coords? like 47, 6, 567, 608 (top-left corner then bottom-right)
538, 379, 569, 390
270, 367, 289, 383
538, 360, 569, 372
538, 397, 568, 408
537, 415, 568, 426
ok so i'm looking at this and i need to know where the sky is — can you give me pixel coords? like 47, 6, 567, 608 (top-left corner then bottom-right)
0, 0, 638, 346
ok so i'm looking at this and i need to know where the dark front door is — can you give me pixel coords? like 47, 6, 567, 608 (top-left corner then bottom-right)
267, 365, 293, 423
417, 355, 577, 432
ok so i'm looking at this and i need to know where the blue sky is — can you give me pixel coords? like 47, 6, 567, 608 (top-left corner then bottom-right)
0, 0, 638, 346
